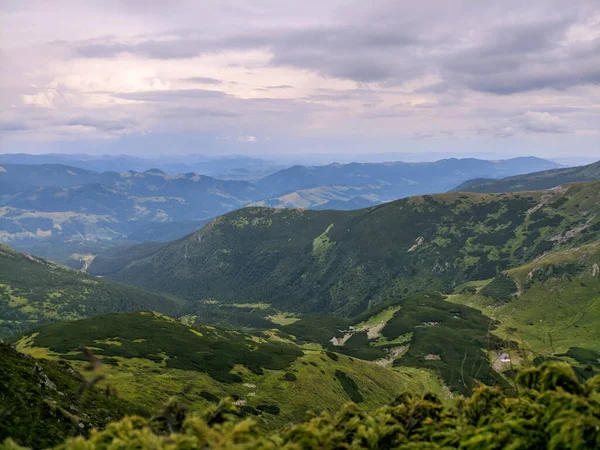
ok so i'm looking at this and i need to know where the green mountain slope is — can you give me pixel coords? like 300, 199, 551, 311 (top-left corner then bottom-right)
0, 244, 181, 338
448, 241, 600, 357
92, 181, 600, 316
278, 292, 510, 396
13, 311, 444, 431
10, 362, 598, 450
452, 160, 600, 193
0, 343, 140, 448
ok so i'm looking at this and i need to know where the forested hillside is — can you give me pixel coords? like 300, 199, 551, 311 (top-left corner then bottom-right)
92, 181, 600, 316
2, 182, 600, 449
448, 241, 600, 358
0, 245, 181, 337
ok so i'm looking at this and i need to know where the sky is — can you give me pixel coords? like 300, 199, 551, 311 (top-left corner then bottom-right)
0, 0, 599, 158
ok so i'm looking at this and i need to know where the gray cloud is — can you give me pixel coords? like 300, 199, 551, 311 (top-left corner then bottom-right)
68, 2, 600, 94
488, 111, 570, 138
162, 107, 241, 118
180, 77, 223, 85
75, 39, 202, 59
2, 0, 599, 155
0, 120, 31, 131
440, 17, 600, 94
303, 88, 382, 102
63, 116, 139, 132
111, 89, 227, 102
64, 2, 600, 94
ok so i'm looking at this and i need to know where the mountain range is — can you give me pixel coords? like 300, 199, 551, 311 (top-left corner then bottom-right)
0, 164, 260, 265
1, 156, 565, 265
254, 157, 561, 207
0, 153, 285, 181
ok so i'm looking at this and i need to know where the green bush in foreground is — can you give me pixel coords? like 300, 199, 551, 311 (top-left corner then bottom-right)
2, 362, 599, 449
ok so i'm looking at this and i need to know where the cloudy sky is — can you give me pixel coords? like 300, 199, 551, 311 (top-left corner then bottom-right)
0, 0, 599, 158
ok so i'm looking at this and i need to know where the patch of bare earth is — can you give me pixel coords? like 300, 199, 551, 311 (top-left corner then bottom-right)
408, 236, 425, 252
330, 333, 353, 346
357, 322, 386, 339
527, 185, 569, 214
374, 345, 408, 367
550, 215, 596, 243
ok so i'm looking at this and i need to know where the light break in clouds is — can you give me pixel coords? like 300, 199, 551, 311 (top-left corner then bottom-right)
0, 0, 599, 157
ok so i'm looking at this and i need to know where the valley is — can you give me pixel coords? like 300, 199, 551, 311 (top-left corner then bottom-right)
1, 164, 599, 448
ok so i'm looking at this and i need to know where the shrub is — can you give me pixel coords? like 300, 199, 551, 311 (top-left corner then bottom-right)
282, 372, 297, 381
240, 405, 261, 416
23, 312, 303, 385
334, 370, 363, 403
256, 403, 281, 415
325, 351, 338, 361
480, 274, 518, 303
10, 363, 598, 450
558, 347, 600, 367
199, 391, 220, 403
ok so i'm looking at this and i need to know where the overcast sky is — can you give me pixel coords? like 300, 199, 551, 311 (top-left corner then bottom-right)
0, 0, 599, 158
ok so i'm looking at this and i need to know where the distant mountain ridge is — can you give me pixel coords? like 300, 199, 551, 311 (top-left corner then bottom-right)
452, 159, 600, 193
0, 164, 263, 264
256, 157, 561, 203
0, 153, 285, 181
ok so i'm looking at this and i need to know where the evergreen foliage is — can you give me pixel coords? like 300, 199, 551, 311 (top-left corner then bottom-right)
0, 344, 141, 449
15, 312, 302, 383
480, 274, 517, 303
334, 370, 364, 403
285, 293, 510, 395
0, 245, 182, 338
3, 363, 598, 449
